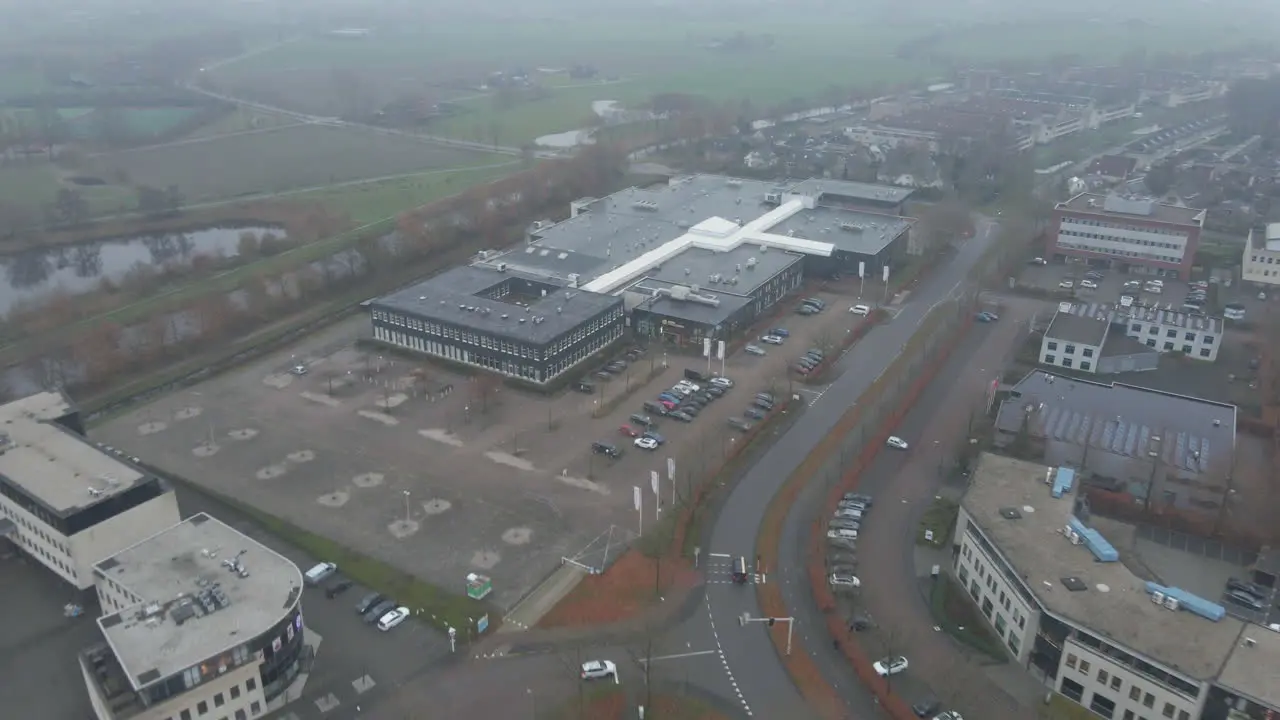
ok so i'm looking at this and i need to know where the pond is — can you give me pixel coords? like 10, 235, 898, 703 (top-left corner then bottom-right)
0, 225, 285, 315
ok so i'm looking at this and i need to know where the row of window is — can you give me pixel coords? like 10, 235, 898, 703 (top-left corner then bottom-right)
1130, 325, 1216, 345
375, 323, 623, 383
1057, 239, 1182, 264
1246, 268, 1280, 278
1063, 653, 1190, 720
958, 566, 1022, 656
1045, 341, 1095, 358
1249, 254, 1280, 265
373, 306, 624, 360
165, 676, 261, 720
1062, 216, 1190, 239
1073, 630, 1200, 698
0, 482, 61, 534
1044, 355, 1092, 371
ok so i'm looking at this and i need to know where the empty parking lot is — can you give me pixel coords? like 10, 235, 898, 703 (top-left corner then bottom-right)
96, 290, 869, 611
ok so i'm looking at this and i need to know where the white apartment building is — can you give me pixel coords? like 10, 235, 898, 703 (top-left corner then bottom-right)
1088, 103, 1138, 130
954, 453, 1252, 720
82, 513, 305, 720
1242, 222, 1280, 289
1117, 304, 1223, 362
1026, 112, 1086, 145
0, 391, 180, 589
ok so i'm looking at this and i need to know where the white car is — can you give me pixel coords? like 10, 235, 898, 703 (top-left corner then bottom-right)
1144, 284, 1163, 294
1147, 278, 1164, 286
849, 304, 871, 316
634, 437, 659, 450
1058, 280, 1074, 289
711, 377, 734, 388
581, 660, 617, 681
677, 382, 700, 392
886, 436, 909, 450
834, 508, 863, 520
291, 364, 308, 375
1029, 257, 1047, 265
1079, 279, 1098, 290
934, 712, 964, 720
827, 528, 858, 540
376, 606, 410, 632
761, 335, 785, 345
829, 574, 861, 588
873, 655, 909, 677
744, 344, 766, 356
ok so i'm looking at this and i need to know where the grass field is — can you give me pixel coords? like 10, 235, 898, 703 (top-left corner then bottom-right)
285, 163, 517, 224
90, 124, 506, 203
0, 161, 138, 216
180, 107, 302, 139
212, 14, 1272, 145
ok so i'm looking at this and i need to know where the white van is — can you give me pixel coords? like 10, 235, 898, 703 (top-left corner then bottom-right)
304, 562, 337, 586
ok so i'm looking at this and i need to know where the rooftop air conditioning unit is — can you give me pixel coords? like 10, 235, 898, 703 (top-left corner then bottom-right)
1069, 531, 1081, 545
1151, 592, 1165, 605
1163, 597, 1179, 611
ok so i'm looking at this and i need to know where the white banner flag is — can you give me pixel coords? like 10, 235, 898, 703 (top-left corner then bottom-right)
633, 486, 642, 511
650, 470, 659, 496
666, 458, 676, 481
716, 340, 725, 360
882, 264, 890, 283
858, 261, 865, 278
702, 338, 712, 358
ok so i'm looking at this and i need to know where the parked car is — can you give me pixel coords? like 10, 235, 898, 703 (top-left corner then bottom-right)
753, 398, 774, 411
581, 660, 617, 681
629, 414, 653, 427
830, 519, 860, 531
829, 563, 858, 577
744, 344, 767, 356
643, 401, 667, 415
591, 442, 623, 458
796, 304, 818, 316
728, 417, 753, 432
761, 334, 785, 345
886, 436, 909, 450
1028, 257, 1047, 265
574, 381, 595, 394
634, 436, 659, 450
669, 411, 693, 423
711, 376, 734, 388
827, 528, 858, 541
706, 386, 726, 397
1225, 590, 1264, 612
618, 425, 640, 437
1227, 578, 1266, 599
873, 656, 909, 676
355, 592, 384, 615
1058, 280, 1074, 289
755, 393, 775, 403
680, 404, 701, 417
642, 431, 665, 445
843, 493, 873, 506
325, 578, 354, 598
1079, 279, 1098, 290
829, 574, 860, 588
934, 711, 964, 720
377, 606, 411, 632
769, 328, 790, 337
850, 304, 871, 315
912, 698, 941, 717
834, 509, 863, 520
304, 562, 338, 586
363, 599, 397, 624
744, 407, 766, 420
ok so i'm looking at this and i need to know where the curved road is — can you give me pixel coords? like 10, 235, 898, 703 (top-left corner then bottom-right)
704, 219, 998, 717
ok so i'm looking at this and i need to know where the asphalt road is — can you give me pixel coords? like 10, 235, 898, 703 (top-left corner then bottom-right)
701, 219, 1000, 717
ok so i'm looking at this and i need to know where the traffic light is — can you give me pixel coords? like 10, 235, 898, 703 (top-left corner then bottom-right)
768, 618, 776, 627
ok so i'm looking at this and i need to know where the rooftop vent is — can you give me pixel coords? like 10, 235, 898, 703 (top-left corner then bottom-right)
1060, 576, 1088, 592
998, 507, 1023, 520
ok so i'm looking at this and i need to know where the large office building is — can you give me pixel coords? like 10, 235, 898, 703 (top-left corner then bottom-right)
81, 513, 304, 720
0, 391, 180, 589
954, 453, 1277, 720
371, 176, 916, 373
1050, 194, 1206, 279
993, 371, 1235, 513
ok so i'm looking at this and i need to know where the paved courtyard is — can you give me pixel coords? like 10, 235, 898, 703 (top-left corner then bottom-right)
97, 290, 868, 612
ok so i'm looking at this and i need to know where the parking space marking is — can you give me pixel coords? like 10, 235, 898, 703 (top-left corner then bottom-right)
351, 675, 376, 694
314, 693, 341, 713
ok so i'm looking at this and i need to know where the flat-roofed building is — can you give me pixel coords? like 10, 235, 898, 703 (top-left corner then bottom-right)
1207, 627, 1280, 719
1242, 222, 1280, 290
1043, 301, 1223, 371
955, 453, 1247, 720
81, 513, 305, 720
1051, 193, 1206, 280
994, 371, 1235, 513
0, 391, 179, 589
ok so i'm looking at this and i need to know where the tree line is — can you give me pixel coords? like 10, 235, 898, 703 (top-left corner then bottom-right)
36, 141, 631, 399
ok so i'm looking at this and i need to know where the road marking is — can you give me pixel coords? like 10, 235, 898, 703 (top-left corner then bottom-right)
706, 595, 753, 717
638, 650, 718, 663
708, 552, 732, 558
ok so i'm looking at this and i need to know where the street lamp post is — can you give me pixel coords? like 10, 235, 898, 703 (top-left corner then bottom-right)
402, 490, 411, 524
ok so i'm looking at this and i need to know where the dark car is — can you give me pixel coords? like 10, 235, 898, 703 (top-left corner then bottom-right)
574, 381, 595, 394
796, 304, 818, 316
1227, 577, 1266, 599
364, 599, 397, 624
1225, 590, 1264, 612
706, 386, 726, 397
744, 407, 766, 420
912, 698, 941, 717
727, 417, 753, 432
753, 398, 774, 411
355, 592, 383, 615
325, 578, 354, 598
669, 411, 693, 422
592, 442, 623, 458
680, 404, 701, 417
843, 493, 873, 506
849, 614, 874, 632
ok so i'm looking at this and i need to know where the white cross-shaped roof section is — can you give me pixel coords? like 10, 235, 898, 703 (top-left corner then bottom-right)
580, 198, 833, 294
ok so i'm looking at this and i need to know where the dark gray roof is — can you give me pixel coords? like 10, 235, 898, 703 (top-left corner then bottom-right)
1098, 330, 1154, 358
996, 371, 1236, 477
1063, 301, 1223, 335
633, 279, 755, 327
785, 178, 914, 204
1058, 192, 1204, 226
482, 175, 912, 285
373, 266, 621, 345
766, 206, 912, 256
1044, 310, 1109, 347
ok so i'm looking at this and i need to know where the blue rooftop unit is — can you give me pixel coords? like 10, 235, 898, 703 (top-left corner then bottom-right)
1068, 516, 1119, 562
1051, 467, 1075, 498
1145, 582, 1226, 622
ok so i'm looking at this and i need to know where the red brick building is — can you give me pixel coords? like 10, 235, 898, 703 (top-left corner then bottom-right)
1049, 193, 1205, 279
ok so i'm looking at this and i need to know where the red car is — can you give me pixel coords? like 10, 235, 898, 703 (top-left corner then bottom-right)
659, 399, 678, 410
619, 425, 640, 437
